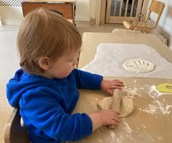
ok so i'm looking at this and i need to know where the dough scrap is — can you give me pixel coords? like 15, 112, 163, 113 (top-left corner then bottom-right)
97, 90, 134, 120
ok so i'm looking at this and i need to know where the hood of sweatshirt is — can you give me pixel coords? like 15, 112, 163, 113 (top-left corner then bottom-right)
6, 69, 60, 107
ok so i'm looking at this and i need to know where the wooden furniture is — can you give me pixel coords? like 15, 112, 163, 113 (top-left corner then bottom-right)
73, 77, 172, 143
73, 31, 172, 143
3, 108, 30, 143
123, 0, 165, 33
78, 32, 172, 69
22, 0, 76, 24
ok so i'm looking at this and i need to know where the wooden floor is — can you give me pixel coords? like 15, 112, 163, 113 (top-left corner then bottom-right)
0, 22, 124, 143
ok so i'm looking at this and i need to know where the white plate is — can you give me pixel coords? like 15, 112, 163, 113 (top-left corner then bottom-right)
123, 58, 155, 73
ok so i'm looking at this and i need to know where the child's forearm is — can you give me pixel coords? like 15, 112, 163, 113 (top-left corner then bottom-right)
88, 112, 104, 131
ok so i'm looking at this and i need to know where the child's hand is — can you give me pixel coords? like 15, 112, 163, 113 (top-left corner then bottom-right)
101, 79, 124, 95
99, 110, 120, 126
88, 110, 120, 131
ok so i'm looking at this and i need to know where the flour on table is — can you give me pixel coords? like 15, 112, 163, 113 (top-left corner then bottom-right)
137, 124, 147, 130
123, 121, 132, 133
113, 119, 133, 141
110, 131, 115, 138
139, 100, 172, 115
123, 86, 142, 99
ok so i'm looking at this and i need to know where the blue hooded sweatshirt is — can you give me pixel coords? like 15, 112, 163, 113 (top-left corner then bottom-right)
6, 68, 103, 143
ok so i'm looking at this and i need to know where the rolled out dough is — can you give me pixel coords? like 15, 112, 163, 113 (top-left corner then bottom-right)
97, 90, 134, 128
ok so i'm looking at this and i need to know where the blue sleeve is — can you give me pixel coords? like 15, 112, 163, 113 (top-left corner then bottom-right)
72, 69, 103, 89
20, 89, 93, 141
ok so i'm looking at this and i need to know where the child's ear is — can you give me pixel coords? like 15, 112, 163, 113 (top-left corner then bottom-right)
38, 57, 50, 70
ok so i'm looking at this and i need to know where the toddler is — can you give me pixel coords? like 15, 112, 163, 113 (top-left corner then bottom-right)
6, 8, 124, 143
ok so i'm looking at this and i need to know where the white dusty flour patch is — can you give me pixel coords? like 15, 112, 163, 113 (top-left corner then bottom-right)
122, 80, 146, 99
139, 99, 172, 115
124, 84, 172, 115
123, 87, 142, 99
123, 121, 132, 134
108, 119, 133, 143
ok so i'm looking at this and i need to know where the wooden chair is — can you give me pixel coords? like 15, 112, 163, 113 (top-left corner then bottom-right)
3, 108, 30, 143
123, 0, 165, 33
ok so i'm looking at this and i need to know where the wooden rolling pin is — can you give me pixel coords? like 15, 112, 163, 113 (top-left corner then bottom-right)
109, 89, 122, 129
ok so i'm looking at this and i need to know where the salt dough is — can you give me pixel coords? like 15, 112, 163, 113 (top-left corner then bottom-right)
123, 58, 155, 73
97, 90, 134, 128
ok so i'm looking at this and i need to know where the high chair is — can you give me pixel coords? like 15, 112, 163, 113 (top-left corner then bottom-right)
3, 108, 30, 143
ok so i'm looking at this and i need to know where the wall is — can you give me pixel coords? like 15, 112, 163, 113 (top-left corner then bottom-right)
151, 0, 172, 49
160, 0, 172, 49
0, 6, 23, 25
75, 0, 90, 21
89, 0, 102, 25
158, 0, 172, 35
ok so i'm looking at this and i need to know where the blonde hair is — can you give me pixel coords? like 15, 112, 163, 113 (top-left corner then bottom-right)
17, 8, 82, 74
